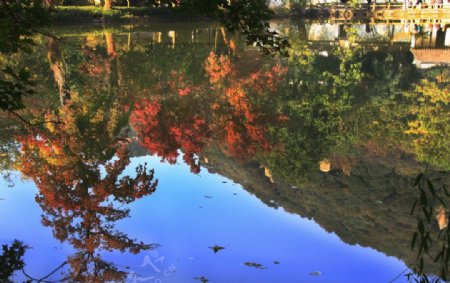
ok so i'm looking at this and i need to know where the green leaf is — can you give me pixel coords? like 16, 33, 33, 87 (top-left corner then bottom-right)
444, 185, 450, 197
427, 179, 436, 196
423, 207, 431, 222
411, 200, 419, 215
418, 219, 425, 235
411, 232, 418, 249
415, 173, 424, 187
420, 190, 428, 206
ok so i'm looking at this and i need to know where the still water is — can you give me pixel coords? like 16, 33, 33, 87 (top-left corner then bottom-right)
0, 21, 449, 282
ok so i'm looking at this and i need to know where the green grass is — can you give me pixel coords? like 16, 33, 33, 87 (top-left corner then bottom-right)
52, 5, 209, 22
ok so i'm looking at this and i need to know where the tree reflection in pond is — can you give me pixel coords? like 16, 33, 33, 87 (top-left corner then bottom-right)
0, 22, 449, 282
8, 34, 158, 281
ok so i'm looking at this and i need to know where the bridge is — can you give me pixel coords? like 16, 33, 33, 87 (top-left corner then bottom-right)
304, 3, 450, 20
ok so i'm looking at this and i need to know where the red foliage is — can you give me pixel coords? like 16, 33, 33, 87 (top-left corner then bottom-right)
130, 99, 210, 173
129, 52, 288, 172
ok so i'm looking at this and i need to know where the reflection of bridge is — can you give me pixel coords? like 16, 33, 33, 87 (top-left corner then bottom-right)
307, 23, 407, 43
305, 22, 450, 66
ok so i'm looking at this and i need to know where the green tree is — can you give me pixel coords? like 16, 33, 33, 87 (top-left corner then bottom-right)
0, 0, 48, 113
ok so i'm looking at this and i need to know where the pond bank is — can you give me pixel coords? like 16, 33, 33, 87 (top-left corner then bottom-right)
51, 5, 450, 25
51, 6, 214, 23
51, 6, 295, 24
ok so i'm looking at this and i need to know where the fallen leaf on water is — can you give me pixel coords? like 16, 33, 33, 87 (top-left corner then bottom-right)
309, 271, 324, 276
244, 262, 266, 269
273, 261, 280, 264
194, 276, 209, 283
209, 245, 225, 253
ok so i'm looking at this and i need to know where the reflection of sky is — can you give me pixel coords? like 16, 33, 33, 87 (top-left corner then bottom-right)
308, 24, 339, 41
0, 154, 409, 283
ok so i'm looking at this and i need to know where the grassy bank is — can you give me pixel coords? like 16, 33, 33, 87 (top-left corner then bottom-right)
51, 5, 294, 23
51, 6, 213, 23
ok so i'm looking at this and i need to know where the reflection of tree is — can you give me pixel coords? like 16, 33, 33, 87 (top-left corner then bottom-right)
2, 23, 450, 282
263, 45, 360, 184
131, 98, 210, 174
47, 37, 70, 106
0, 240, 27, 282
205, 52, 286, 159
0, 0, 48, 114
130, 51, 286, 173
403, 72, 450, 170
17, 117, 158, 280
7, 25, 448, 181
17, 114, 158, 280
261, 25, 449, 185
13, 32, 158, 282
146, 0, 289, 56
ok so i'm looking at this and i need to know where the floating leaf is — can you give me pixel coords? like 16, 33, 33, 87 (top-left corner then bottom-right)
244, 262, 266, 269
209, 245, 225, 254
194, 276, 209, 283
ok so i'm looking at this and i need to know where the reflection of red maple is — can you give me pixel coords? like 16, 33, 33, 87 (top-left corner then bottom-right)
206, 52, 287, 159
170, 117, 209, 174
16, 117, 158, 281
205, 51, 233, 84
130, 51, 288, 173
17, 131, 157, 250
130, 99, 210, 173
130, 99, 179, 164
14, 33, 159, 281
169, 71, 198, 97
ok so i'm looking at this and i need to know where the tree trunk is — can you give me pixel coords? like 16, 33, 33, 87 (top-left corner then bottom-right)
47, 38, 70, 106
43, 0, 55, 9
105, 32, 116, 57
104, 0, 111, 10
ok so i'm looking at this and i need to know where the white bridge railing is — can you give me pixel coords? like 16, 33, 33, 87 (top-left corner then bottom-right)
306, 2, 450, 10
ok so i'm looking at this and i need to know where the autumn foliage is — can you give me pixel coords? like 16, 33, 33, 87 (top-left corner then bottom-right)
130, 51, 287, 173
15, 84, 158, 281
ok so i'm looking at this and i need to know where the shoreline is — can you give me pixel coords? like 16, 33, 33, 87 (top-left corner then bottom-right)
49, 5, 449, 26
50, 6, 297, 24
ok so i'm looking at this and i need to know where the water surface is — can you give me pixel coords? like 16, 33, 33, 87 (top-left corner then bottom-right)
0, 21, 449, 283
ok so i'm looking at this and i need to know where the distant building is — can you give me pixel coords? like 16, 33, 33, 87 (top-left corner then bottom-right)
411, 24, 450, 68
